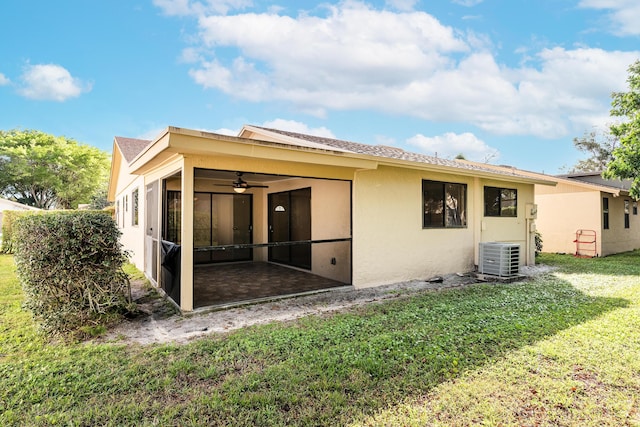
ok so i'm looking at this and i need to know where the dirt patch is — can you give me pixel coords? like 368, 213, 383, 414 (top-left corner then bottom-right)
102, 265, 555, 346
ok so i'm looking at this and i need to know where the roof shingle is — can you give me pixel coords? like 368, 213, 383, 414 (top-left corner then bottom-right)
114, 136, 152, 163
248, 125, 536, 179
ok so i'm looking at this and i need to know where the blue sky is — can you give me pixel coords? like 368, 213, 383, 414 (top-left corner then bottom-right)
1, 0, 638, 174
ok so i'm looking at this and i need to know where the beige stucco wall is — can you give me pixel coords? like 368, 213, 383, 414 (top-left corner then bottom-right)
479, 177, 534, 253
351, 165, 536, 289
535, 183, 602, 255
536, 180, 640, 257
602, 194, 640, 256
114, 175, 146, 270
115, 178, 145, 269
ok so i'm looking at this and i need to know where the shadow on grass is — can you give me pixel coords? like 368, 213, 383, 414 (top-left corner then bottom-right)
141, 273, 628, 425
1, 269, 630, 426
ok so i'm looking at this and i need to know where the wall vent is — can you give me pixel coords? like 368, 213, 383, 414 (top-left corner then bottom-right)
479, 242, 520, 277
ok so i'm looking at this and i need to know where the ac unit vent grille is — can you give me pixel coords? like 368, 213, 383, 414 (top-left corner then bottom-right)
479, 242, 520, 277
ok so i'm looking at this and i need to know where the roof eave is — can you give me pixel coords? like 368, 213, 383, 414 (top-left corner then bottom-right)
107, 139, 123, 202
372, 157, 556, 186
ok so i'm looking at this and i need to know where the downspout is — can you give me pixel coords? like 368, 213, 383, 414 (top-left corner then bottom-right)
525, 217, 531, 266
473, 177, 482, 269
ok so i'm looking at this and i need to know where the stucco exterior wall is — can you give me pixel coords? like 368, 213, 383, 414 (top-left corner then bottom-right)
478, 177, 534, 255
602, 194, 640, 256
535, 180, 640, 257
535, 185, 602, 255
351, 165, 536, 289
114, 175, 146, 270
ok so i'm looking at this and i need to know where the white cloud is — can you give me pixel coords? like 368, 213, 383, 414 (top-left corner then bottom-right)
579, 0, 640, 36
190, 2, 468, 107
0, 73, 9, 85
18, 64, 91, 101
211, 127, 238, 136
169, 1, 639, 140
260, 119, 336, 138
407, 132, 499, 162
180, 47, 203, 63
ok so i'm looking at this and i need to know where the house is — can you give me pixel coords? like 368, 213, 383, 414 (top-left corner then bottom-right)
108, 125, 554, 312
533, 171, 640, 257
0, 197, 41, 228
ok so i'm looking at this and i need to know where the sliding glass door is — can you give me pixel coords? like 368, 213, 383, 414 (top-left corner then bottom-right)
194, 192, 252, 264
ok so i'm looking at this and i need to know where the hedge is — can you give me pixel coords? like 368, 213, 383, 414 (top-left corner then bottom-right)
12, 211, 133, 336
1, 210, 35, 254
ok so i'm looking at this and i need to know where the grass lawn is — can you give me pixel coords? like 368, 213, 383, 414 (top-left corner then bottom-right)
1, 252, 640, 426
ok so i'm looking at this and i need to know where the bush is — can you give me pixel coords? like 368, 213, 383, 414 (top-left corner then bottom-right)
1, 210, 35, 254
535, 231, 543, 256
12, 211, 132, 336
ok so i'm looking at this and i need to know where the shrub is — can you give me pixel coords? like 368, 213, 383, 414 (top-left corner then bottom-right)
12, 211, 132, 336
1, 210, 35, 254
535, 231, 543, 256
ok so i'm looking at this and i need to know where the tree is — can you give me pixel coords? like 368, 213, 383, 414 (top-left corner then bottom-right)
604, 60, 640, 198
0, 129, 110, 209
569, 128, 617, 173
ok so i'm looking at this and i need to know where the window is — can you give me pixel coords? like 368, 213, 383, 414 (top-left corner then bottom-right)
484, 186, 517, 217
132, 188, 139, 226
625, 200, 630, 229
634, 201, 638, 215
423, 180, 467, 228
116, 200, 120, 227
603, 197, 609, 230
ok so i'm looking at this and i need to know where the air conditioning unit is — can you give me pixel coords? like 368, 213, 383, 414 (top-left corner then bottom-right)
479, 242, 520, 277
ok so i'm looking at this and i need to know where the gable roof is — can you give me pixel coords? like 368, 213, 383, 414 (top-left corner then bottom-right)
114, 136, 153, 163
108, 136, 154, 201
240, 125, 555, 185
109, 125, 556, 199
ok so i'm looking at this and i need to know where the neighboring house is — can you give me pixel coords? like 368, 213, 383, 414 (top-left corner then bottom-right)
534, 171, 640, 257
0, 197, 41, 228
108, 125, 554, 312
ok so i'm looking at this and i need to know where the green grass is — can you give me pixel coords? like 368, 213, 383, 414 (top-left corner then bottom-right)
1, 252, 640, 426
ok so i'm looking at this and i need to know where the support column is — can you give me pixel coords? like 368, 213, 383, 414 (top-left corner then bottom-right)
180, 157, 194, 311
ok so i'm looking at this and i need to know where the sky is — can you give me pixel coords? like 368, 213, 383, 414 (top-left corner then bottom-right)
1, 0, 639, 174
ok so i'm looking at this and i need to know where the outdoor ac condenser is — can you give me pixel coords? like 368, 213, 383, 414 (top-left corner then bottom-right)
478, 242, 520, 277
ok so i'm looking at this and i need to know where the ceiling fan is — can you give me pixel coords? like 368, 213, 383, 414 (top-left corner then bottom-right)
215, 172, 269, 193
